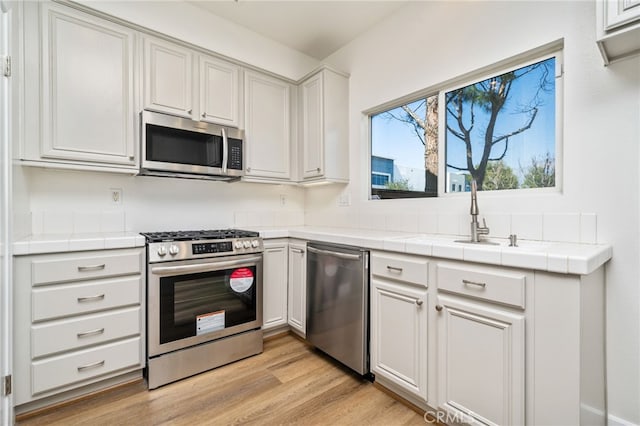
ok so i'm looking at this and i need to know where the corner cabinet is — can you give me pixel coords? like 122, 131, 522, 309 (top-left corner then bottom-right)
370, 252, 429, 405
287, 241, 306, 335
142, 35, 241, 127
243, 71, 295, 182
299, 68, 349, 184
13, 248, 145, 409
596, 0, 640, 64
262, 240, 289, 331
21, 2, 138, 171
369, 250, 606, 426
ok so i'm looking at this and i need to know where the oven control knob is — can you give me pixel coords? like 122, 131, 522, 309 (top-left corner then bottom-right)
243, 240, 251, 249
234, 241, 243, 249
251, 240, 259, 248
169, 244, 180, 256
157, 246, 167, 257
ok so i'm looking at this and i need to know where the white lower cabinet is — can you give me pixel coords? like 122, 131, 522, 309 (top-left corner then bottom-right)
287, 241, 306, 335
13, 248, 145, 408
435, 294, 525, 426
262, 240, 288, 331
371, 279, 428, 402
370, 251, 429, 404
369, 253, 605, 426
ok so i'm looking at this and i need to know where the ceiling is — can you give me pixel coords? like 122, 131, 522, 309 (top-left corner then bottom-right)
188, 1, 408, 60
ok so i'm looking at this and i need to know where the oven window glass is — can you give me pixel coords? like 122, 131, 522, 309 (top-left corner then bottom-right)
146, 124, 223, 168
159, 266, 257, 344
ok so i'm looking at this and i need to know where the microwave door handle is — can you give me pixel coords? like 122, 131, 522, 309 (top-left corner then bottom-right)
221, 127, 228, 173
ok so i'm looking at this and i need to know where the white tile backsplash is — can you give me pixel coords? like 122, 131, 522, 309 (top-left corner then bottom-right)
438, 213, 461, 235
100, 211, 126, 233
511, 213, 543, 240
386, 213, 419, 233
543, 213, 580, 243
580, 213, 597, 244
417, 213, 438, 234
42, 211, 74, 234
73, 212, 102, 234
484, 213, 512, 238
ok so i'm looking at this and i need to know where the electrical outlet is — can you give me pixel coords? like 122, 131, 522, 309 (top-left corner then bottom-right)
338, 192, 351, 207
110, 188, 122, 205
280, 194, 287, 206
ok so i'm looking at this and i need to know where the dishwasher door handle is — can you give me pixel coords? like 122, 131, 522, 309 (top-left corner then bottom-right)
307, 246, 362, 261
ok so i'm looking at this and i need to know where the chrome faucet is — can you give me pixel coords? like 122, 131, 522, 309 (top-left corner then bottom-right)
469, 180, 490, 242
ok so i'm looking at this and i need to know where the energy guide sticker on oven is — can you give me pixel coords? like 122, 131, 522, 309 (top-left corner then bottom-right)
229, 268, 254, 293
196, 310, 225, 335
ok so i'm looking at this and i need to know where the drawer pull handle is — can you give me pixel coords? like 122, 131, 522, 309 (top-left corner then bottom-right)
77, 264, 105, 272
415, 299, 423, 306
386, 266, 403, 273
463, 279, 487, 288
77, 294, 105, 303
435, 304, 443, 312
77, 360, 105, 372
291, 248, 304, 254
77, 328, 105, 338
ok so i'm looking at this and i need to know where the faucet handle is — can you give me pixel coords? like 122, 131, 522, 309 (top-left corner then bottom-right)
482, 218, 487, 228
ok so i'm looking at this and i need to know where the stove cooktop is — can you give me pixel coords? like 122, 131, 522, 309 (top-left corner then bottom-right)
140, 229, 260, 243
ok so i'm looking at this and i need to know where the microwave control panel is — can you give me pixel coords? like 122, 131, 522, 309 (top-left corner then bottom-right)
228, 138, 243, 170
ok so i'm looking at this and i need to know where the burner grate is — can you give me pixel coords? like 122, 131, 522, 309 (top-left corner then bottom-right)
140, 229, 259, 243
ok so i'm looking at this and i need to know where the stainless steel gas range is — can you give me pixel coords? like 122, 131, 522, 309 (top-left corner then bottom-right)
141, 229, 264, 389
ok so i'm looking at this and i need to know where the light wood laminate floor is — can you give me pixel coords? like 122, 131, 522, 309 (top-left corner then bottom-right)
17, 333, 428, 425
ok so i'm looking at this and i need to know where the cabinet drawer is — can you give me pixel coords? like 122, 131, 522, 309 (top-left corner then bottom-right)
437, 263, 526, 308
371, 253, 428, 287
32, 337, 141, 395
32, 307, 141, 358
32, 276, 141, 321
31, 250, 141, 286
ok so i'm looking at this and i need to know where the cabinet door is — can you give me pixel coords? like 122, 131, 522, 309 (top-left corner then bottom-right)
262, 242, 288, 330
605, 0, 640, 30
199, 55, 240, 127
143, 36, 193, 119
436, 295, 524, 426
40, 3, 136, 166
300, 72, 324, 179
370, 279, 428, 401
244, 71, 291, 180
287, 243, 306, 334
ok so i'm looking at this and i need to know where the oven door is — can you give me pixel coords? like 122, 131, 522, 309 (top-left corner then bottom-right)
147, 253, 263, 357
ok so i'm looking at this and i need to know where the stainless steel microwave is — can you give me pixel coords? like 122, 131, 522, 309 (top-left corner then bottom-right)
139, 110, 244, 181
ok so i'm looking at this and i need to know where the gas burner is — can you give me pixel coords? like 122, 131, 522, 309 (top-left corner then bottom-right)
140, 229, 259, 243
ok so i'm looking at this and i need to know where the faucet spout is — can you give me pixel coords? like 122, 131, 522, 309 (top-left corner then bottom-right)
469, 179, 489, 242
470, 179, 479, 217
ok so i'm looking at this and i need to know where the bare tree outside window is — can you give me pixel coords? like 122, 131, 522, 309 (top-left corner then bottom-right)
445, 57, 556, 191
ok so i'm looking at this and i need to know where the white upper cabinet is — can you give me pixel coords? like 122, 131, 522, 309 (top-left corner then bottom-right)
143, 36, 240, 127
299, 67, 349, 184
243, 70, 292, 181
143, 36, 193, 119
199, 55, 240, 127
32, 2, 137, 169
596, 0, 640, 64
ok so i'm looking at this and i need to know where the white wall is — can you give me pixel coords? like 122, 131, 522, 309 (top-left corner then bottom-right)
22, 168, 304, 233
312, 1, 640, 424
73, 0, 319, 81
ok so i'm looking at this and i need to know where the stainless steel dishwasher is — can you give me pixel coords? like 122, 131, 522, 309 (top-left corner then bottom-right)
306, 242, 370, 376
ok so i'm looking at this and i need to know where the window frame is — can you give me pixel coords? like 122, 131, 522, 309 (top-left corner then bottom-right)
364, 40, 564, 202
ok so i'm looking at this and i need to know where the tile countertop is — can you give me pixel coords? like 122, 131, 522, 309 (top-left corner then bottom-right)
13, 232, 146, 255
12, 227, 612, 276
256, 226, 612, 276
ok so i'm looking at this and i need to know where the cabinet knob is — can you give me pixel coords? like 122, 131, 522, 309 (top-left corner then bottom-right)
415, 299, 423, 306
202, 112, 206, 118
317, 167, 321, 172
247, 167, 251, 172
435, 305, 443, 312
187, 109, 192, 115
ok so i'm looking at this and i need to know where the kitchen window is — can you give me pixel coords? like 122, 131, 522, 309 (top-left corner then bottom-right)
369, 47, 562, 199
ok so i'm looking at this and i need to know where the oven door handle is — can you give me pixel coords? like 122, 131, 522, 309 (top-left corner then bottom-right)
151, 256, 262, 276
